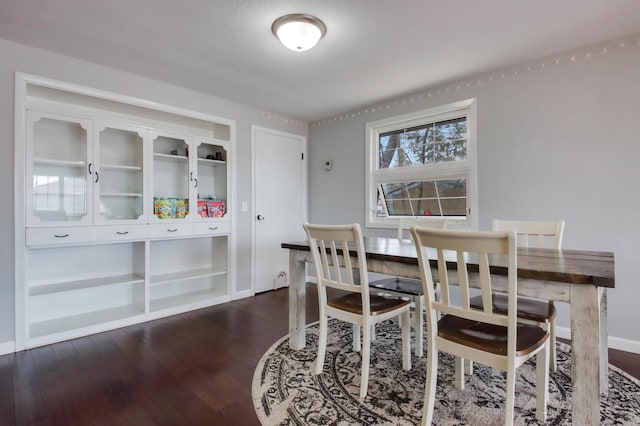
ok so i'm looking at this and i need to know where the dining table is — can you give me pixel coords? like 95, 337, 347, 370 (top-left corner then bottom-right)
282, 236, 614, 426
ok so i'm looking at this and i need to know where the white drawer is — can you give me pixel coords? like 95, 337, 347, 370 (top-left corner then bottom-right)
194, 221, 230, 236
95, 225, 149, 242
26, 227, 96, 247
149, 223, 194, 239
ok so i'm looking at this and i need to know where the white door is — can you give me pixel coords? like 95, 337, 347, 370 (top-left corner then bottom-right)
252, 126, 306, 293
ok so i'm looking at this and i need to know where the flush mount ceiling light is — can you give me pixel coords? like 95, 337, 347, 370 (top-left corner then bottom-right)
271, 14, 327, 52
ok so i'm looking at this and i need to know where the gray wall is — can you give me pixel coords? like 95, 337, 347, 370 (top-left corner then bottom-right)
308, 41, 640, 346
0, 38, 308, 345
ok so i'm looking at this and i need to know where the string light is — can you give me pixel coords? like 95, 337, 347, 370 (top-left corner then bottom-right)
308, 36, 638, 127
260, 111, 306, 127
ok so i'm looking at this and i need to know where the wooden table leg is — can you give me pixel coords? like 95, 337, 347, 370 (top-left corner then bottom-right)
599, 288, 608, 395
570, 284, 601, 425
289, 251, 306, 350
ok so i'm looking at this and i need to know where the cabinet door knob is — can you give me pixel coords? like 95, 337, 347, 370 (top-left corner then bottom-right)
257, 214, 265, 221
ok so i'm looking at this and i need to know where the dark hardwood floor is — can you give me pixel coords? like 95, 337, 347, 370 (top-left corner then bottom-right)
0, 285, 637, 425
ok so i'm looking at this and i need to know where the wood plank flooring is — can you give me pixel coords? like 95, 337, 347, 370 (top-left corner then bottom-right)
0, 285, 637, 425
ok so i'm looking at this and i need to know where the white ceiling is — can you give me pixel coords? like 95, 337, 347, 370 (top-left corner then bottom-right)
1, 0, 639, 121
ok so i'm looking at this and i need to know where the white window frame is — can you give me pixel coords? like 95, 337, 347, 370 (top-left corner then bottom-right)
365, 98, 477, 230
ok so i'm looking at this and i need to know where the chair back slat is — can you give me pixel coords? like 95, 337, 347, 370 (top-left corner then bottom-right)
329, 240, 342, 283
341, 240, 353, 283
493, 219, 564, 249
304, 222, 369, 301
411, 227, 518, 338
319, 240, 330, 280
457, 251, 470, 309
436, 249, 450, 305
478, 252, 494, 314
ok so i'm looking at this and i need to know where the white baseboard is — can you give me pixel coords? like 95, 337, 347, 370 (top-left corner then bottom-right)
555, 326, 640, 354
608, 335, 640, 354
555, 326, 571, 340
0, 340, 16, 355
233, 289, 253, 300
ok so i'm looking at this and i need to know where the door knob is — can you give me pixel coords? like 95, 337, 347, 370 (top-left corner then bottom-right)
257, 214, 265, 221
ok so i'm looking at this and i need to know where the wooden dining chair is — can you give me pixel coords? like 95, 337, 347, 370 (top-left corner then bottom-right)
304, 223, 411, 399
369, 218, 446, 356
411, 226, 550, 425
469, 219, 564, 371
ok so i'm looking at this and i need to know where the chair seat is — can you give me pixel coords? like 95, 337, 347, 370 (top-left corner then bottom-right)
438, 315, 549, 356
370, 277, 423, 296
469, 293, 556, 323
328, 292, 411, 316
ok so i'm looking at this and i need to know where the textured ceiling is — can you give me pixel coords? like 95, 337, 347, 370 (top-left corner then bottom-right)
1, 0, 639, 121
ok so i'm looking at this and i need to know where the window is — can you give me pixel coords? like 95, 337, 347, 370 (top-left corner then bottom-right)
366, 99, 477, 229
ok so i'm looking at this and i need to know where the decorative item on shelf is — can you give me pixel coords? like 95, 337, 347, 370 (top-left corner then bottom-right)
206, 154, 215, 160
214, 152, 223, 161
170, 149, 178, 155
197, 195, 226, 218
154, 197, 189, 219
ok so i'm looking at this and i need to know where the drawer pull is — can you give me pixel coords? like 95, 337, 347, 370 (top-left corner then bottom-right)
167, 228, 178, 232
116, 231, 129, 235
209, 227, 218, 231
54, 234, 70, 238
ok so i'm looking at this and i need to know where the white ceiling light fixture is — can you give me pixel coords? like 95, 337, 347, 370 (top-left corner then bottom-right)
271, 14, 327, 52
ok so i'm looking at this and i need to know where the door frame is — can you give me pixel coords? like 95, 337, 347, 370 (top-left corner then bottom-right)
251, 125, 308, 295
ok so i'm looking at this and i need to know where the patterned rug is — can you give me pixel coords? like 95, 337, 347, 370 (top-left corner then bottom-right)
252, 319, 640, 425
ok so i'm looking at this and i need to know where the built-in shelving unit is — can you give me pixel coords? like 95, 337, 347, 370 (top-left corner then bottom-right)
17, 77, 234, 349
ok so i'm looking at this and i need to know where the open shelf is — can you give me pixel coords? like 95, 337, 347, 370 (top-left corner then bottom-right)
197, 158, 226, 166
150, 267, 227, 286
101, 164, 143, 171
33, 158, 85, 167
30, 273, 145, 296
100, 192, 143, 197
154, 153, 188, 161
29, 304, 145, 339
150, 288, 227, 312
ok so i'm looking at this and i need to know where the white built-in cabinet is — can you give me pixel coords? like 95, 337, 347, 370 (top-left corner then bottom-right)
18, 81, 233, 348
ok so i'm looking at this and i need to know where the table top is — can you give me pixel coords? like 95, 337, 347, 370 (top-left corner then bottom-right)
282, 237, 615, 288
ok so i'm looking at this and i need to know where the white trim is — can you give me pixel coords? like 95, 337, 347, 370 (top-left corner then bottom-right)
365, 98, 477, 230
16, 73, 235, 128
0, 340, 16, 355
228, 122, 238, 301
232, 289, 254, 300
555, 325, 640, 354
14, 73, 27, 351
251, 125, 308, 294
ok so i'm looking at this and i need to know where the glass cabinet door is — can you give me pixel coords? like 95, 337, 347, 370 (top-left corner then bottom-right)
95, 124, 145, 223
150, 132, 192, 221
194, 138, 228, 221
26, 111, 93, 226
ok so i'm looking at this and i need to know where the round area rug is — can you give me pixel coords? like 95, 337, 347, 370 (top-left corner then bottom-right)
253, 319, 640, 425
